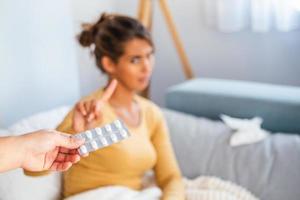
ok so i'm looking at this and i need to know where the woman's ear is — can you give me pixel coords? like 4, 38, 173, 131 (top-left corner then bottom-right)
102, 56, 116, 74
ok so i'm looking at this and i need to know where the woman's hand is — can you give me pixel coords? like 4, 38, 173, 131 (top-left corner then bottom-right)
72, 79, 118, 132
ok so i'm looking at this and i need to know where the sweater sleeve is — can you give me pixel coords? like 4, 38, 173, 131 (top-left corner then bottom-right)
150, 107, 185, 200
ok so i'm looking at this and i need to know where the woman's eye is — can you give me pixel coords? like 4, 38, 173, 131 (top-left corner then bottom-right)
130, 57, 140, 64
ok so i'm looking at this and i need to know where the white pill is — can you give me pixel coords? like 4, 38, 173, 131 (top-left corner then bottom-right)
114, 120, 122, 129
110, 134, 118, 142
95, 128, 103, 136
80, 145, 88, 154
120, 129, 128, 137
91, 141, 98, 149
100, 137, 108, 146
105, 125, 112, 132
85, 131, 93, 139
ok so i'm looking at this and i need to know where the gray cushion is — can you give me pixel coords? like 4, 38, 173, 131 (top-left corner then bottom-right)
163, 109, 300, 200
166, 78, 300, 133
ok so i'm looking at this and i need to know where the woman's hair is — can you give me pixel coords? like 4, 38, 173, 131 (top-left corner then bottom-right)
78, 13, 153, 73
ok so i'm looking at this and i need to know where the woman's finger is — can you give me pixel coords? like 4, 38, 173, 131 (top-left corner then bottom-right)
72, 110, 86, 132
91, 99, 99, 114
77, 102, 87, 116
87, 99, 98, 122
95, 110, 102, 121
100, 79, 118, 102
84, 101, 92, 116
87, 113, 95, 122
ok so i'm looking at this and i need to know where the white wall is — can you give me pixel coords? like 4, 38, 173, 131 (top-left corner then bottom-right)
70, 0, 114, 96
0, 0, 115, 127
0, 0, 80, 127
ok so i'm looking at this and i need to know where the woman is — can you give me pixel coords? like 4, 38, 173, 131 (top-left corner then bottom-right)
57, 13, 185, 199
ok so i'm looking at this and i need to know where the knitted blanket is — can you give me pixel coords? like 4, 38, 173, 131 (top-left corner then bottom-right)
65, 176, 259, 200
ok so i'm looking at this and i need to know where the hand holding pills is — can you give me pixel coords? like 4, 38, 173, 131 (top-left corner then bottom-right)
0, 130, 85, 173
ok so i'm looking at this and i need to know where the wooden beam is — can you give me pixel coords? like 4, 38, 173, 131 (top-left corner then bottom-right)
159, 0, 195, 79
137, 0, 152, 29
137, 0, 153, 98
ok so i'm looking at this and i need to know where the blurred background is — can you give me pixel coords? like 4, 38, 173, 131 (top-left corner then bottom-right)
1, 0, 300, 127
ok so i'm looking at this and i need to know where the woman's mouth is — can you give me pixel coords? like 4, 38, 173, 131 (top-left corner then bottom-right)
138, 77, 150, 84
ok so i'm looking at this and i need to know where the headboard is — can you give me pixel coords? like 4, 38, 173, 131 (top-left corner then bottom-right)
166, 78, 300, 134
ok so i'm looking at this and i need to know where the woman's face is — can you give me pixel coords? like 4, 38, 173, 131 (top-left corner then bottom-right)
110, 38, 154, 92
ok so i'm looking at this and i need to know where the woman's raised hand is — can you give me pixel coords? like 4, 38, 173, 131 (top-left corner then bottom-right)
72, 79, 118, 132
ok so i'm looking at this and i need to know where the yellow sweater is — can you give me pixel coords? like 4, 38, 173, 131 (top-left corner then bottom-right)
55, 89, 184, 199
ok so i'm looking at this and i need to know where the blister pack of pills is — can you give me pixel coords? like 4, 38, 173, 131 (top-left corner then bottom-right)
72, 119, 130, 155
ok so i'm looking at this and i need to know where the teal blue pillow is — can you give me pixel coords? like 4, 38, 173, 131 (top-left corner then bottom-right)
166, 78, 300, 133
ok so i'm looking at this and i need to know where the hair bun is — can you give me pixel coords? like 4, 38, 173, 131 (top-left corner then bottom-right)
98, 13, 109, 24
78, 26, 94, 47
78, 13, 110, 47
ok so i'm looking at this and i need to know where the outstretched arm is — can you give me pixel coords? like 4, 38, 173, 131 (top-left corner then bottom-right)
0, 129, 84, 173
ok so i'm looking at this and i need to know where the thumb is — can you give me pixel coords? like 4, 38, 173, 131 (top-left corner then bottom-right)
55, 132, 85, 149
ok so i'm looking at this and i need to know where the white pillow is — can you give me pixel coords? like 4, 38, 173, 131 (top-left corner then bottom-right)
0, 105, 71, 200
0, 169, 62, 200
8, 105, 71, 135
